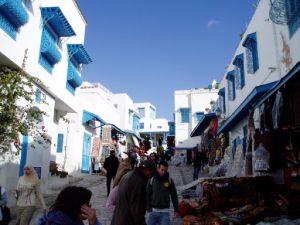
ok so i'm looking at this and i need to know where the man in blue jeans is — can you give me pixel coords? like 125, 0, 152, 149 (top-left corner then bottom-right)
146, 161, 179, 225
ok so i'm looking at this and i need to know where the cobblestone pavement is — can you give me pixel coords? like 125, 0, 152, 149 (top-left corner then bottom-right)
9, 164, 194, 225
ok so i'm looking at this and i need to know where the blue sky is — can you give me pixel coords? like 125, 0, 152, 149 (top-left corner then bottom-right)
77, 0, 258, 121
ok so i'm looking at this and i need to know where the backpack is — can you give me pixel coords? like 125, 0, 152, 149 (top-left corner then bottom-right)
0, 187, 11, 225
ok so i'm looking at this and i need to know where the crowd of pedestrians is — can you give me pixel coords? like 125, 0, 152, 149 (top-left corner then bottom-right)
1, 145, 183, 225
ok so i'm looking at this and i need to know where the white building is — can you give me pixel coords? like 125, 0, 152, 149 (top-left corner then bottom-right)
174, 85, 218, 162
0, 0, 91, 202
214, 0, 300, 178
134, 102, 169, 149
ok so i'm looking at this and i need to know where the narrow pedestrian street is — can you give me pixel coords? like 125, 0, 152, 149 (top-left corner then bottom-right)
10, 164, 194, 225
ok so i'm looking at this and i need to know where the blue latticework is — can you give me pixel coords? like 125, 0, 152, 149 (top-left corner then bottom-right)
40, 7, 75, 37
39, 27, 61, 73
66, 61, 82, 95
233, 54, 245, 90
269, 0, 289, 24
0, 0, 28, 39
67, 44, 92, 64
226, 71, 236, 101
243, 33, 259, 74
270, 0, 300, 36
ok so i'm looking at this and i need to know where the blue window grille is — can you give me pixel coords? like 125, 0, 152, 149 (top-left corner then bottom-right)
180, 108, 190, 123
286, 0, 300, 37
39, 7, 76, 73
0, 0, 29, 39
242, 33, 259, 74
140, 122, 144, 129
132, 115, 140, 133
218, 88, 226, 113
233, 54, 245, 90
196, 112, 204, 122
66, 60, 82, 95
35, 88, 42, 104
138, 108, 145, 118
226, 71, 236, 101
57, 133, 64, 153
67, 44, 92, 95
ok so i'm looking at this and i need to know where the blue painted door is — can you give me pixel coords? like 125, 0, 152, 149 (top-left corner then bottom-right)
82, 133, 91, 173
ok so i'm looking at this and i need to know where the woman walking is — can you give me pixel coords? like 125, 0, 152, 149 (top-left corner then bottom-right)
15, 165, 46, 225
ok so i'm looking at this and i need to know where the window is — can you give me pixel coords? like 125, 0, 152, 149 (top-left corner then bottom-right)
195, 112, 204, 122
226, 71, 236, 101
243, 33, 259, 74
0, 0, 28, 39
35, 88, 42, 104
233, 54, 245, 90
150, 106, 156, 119
138, 108, 145, 118
218, 88, 226, 113
39, 7, 75, 73
140, 123, 144, 129
286, 0, 300, 36
132, 115, 140, 133
180, 108, 190, 123
67, 44, 91, 95
57, 133, 64, 153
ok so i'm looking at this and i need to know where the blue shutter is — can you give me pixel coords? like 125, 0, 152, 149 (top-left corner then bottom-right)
233, 54, 245, 89
180, 108, 190, 123
57, 133, 64, 153
226, 71, 235, 101
243, 33, 259, 73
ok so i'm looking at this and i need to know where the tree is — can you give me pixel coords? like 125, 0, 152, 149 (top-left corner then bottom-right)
0, 49, 49, 157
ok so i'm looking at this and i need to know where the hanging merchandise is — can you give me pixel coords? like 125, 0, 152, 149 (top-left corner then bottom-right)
272, 91, 283, 130
254, 144, 270, 172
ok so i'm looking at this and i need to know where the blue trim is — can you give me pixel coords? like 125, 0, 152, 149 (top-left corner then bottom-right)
217, 82, 277, 135
243, 33, 259, 73
67, 44, 92, 64
286, 0, 300, 37
0, 0, 28, 39
195, 112, 205, 122
81, 133, 91, 173
40, 7, 75, 37
233, 54, 245, 89
19, 135, 28, 176
226, 71, 236, 101
190, 113, 217, 137
82, 110, 106, 125
255, 62, 300, 108
106, 123, 126, 135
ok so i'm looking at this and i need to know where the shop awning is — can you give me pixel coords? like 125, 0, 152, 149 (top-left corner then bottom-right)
82, 111, 106, 125
175, 136, 201, 150
217, 82, 277, 135
254, 62, 300, 109
190, 113, 216, 137
105, 123, 126, 136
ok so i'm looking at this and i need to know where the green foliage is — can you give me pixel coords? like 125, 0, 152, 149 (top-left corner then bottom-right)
0, 50, 49, 156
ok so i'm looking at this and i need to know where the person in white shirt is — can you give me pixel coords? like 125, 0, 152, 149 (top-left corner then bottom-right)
15, 165, 46, 225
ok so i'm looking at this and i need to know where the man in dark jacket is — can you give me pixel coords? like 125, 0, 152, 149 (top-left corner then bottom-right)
110, 160, 156, 225
146, 161, 179, 225
103, 150, 119, 196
